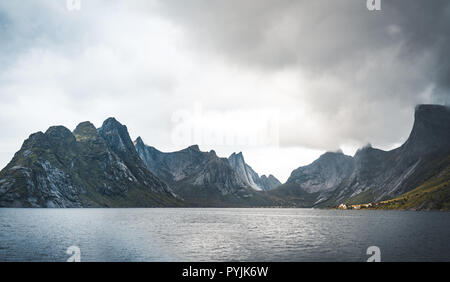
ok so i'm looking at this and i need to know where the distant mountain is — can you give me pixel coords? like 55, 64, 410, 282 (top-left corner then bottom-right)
135, 138, 278, 207
0, 118, 182, 207
270, 151, 355, 206
287, 151, 355, 194
228, 152, 281, 191
271, 104, 450, 209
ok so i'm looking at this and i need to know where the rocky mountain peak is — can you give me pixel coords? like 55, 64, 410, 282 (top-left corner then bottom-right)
229, 152, 245, 163
21, 132, 47, 149
403, 104, 450, 154
44, 126, 76, 148
354, 143, 376, 156
187, 145, 200, 151
267, 174, 278, 180
319, 151, 352, 162
415, 104, 449, 120
228, 152, 245, 166
354, 144, 386, 159
98, 117, 136, 154
101, 117, 122, 128
134, 136, 145, 147
73, 121, 99, 141
286, 150, 355, 194
45, 125, 74, 139
259, 174, 282, 190
227, 151, 280, 191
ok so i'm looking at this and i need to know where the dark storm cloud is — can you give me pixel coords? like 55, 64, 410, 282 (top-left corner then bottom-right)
154, 0, 449, 88
152, 0, 450, 148
388, 0, 450, 104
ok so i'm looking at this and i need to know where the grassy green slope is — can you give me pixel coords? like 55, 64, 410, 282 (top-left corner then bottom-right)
374, 176, 450, 210
373, 155, 450, 211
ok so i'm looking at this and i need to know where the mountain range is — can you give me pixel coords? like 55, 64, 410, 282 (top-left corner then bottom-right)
0, 118, 182, 207
270, 104, 450, 209
135, 138, 280, 207
0, 104, 449, 209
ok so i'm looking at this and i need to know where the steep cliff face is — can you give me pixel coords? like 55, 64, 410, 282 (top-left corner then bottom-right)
341, 105, 450, 204
0, 127, 83, 207
401, 104, 450, 154
135, 138, 277, 207
0, 119, 181, 208
272, 104, 450, 207
97, 119, 173, 196
228, 152, 259, 190
227, 152, 281, 191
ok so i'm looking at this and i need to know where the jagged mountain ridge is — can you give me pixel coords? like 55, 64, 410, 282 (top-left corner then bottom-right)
0, 118, 182, 207
271, 104, 450, 208
135, 138, 280, 207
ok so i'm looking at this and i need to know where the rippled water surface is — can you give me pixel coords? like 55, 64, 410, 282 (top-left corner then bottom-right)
0, 208, 449, 261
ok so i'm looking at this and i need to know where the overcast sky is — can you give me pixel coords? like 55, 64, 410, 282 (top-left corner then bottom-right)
0, 0, 449, 182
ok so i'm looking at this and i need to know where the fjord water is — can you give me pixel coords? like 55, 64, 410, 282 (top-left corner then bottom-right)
0, 208, 449, 262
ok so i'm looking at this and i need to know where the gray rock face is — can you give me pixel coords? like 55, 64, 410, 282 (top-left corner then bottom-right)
228, 152, 260, 190
0, 119, 180, 208
0, 127, 84, 208
135, 139, 277, 206
98, 119, 174, 196
273, 104, 450, 207
287, 151, 355, 194
228, 152, 281, 191
402, 104, 450, 154
135, 139, 247, 191
193, 157, 248, 196
135, 138, 217, 183
98, 118, 137, 156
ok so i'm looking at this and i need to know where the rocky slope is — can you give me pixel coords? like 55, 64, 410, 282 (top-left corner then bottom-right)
271, 104, 450, 208
0, 118, 182, 207
373, 156, 450, 211
135, 138, 278, 207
